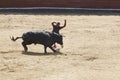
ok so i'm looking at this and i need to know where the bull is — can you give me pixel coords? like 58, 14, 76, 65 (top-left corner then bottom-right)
10, 30, 63, 54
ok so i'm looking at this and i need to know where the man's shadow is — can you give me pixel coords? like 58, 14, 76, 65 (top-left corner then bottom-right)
22, 51, 64, 56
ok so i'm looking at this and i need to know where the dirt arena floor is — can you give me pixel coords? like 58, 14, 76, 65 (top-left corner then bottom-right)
0, 11, 120, 80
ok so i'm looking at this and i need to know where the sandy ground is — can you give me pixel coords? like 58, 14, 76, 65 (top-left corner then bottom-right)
0, 12, 120, 80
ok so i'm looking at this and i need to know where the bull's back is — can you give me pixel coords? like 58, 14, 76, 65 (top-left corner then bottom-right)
22, 31, 51, 45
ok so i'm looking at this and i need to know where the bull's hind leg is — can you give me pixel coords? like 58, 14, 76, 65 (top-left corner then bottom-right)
44, 46, 47, 54
22, 42, 28, 52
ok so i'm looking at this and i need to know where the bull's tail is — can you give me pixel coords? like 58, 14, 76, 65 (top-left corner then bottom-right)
10, 36, 22, 41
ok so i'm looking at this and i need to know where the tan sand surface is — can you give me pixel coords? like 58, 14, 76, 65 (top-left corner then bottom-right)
0, 13, 120, 80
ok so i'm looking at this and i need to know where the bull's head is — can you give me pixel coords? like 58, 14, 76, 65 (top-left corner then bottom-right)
53, 33, 63, 48
58, 35, 63, 48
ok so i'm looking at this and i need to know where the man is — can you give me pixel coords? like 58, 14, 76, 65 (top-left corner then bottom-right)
51, 19, 66, 48
52, 19, 66, 34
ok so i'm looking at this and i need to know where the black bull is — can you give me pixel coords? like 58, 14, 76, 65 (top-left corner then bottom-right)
10, 30, 63, 53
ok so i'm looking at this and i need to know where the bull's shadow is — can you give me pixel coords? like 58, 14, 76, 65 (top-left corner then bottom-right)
22, 51, 63, 56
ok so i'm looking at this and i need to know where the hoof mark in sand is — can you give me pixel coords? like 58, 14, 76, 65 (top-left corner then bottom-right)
84, 56, 98, 61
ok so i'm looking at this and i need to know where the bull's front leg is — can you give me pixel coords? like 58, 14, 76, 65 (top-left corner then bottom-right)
49, 46, 56, 53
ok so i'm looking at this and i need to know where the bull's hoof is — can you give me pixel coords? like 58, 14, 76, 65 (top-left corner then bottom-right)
53, 50, 57, 53
56, 48, 60, 52
24, 50, 28, 53
44, 52, 48, 55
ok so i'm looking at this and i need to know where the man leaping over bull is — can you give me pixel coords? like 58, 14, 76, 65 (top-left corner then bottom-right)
51, 19, 66, 48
